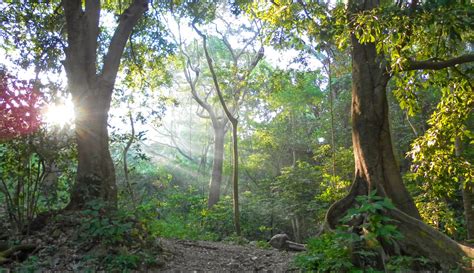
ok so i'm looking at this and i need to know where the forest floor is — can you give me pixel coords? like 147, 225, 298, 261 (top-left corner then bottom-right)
1, 212, 299, 272
160, 238, 298, 272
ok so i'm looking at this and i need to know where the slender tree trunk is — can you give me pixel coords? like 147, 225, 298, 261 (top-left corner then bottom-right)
463, 184, 474, 240
208, 126, 225, 208
123, 111, 136, 205
231, 121, 241, 235
193, 23, 262, 237
456, 137, 474, 240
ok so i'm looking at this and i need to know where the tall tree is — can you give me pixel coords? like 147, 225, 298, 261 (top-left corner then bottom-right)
250, 0, 474, 267
179, 38, 230, 208
63, 0, 148, 209
193, 18, 264, 234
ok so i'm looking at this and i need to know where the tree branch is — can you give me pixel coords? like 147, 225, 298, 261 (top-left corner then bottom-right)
101, 0, 148, 87
62, 0, 84, 83
193, 23, 238, 125
84, 0, 100, 75
404, 54, 474, 71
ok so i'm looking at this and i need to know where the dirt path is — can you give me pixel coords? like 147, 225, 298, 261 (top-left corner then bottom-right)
160, 238, 299, 272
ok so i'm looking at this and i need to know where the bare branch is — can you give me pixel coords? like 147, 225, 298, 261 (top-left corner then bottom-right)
193, 22, 238, 124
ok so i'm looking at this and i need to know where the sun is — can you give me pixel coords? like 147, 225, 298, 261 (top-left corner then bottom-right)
44, 102, 75, 126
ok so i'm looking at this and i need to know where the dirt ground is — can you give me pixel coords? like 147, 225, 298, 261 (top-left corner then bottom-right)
1, 215, 299, 272
160, 238, 299, 272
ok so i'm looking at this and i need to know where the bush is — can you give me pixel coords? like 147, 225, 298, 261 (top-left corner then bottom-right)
76, 201, 163, 272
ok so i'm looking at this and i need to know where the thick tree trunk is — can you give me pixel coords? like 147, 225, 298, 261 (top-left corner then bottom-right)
349, 35, 420, 219
326, 12, 419, 225
62, 0, 147, 209
208, 125, 226, 208
67, 85, 116, 209
324, 0, 474, 269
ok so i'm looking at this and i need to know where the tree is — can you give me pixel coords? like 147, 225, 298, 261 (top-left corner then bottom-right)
249, 0, 474, 268
193, 16, 264, 234
179, 37, 231, 208
0, 71, 42, 139
62, 0, 148, 209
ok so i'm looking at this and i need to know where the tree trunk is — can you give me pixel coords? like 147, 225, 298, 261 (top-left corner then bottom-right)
326, 3, 420, 224
208, 125, 226, 208
62, 0, 147, 209
324, 0, 474, 269
231, 121, 241, 236
68, 85, 116, 209
456, 138, 474, 240
123, 111, 136, 206
463, 184, 474, 240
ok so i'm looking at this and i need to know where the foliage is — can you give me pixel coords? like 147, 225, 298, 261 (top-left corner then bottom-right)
255, 240, 271, 249
342, 191, 402, 247
295, 231, 355, 272
0, 71, 43, 139
0, 78, 75, 235
151, 186, 218, 241
403, 172, 463, 239
77, 201, 162, 272
409, 78, 473, 188
0, 0, 473, 271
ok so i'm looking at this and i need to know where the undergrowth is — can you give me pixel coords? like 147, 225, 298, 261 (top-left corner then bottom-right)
295, 191, 440, 272
75, 201, 164, 272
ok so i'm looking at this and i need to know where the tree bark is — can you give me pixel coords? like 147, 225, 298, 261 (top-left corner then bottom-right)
208, 125, 226, 208
63, 0, 147, 209
463, 183, 474, 240
329, 0, 420, 222
231, 120, 241, 235
68, 86, 116, 209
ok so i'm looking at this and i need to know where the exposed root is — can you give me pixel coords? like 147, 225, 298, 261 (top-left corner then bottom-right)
0, 244, 36, 264
324, 177, 367, 230
388, 209, 474, 270
322, 176, 474, 271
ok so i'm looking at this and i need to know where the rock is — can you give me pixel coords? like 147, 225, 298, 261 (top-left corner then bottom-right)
269, 234, 290, 250
269, 234, 306, 251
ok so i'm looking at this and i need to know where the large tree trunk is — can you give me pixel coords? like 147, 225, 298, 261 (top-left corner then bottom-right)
68, 85, 116, 209
325, 0, 474, 269
349, 31, 420, 219
208, 125, 226, 208
63, 0, 147, 209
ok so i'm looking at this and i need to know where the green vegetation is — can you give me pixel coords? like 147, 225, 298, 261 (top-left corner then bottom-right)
0, 0, 473, 271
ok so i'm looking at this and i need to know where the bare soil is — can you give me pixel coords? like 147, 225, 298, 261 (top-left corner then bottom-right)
160, 238, 298, 272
